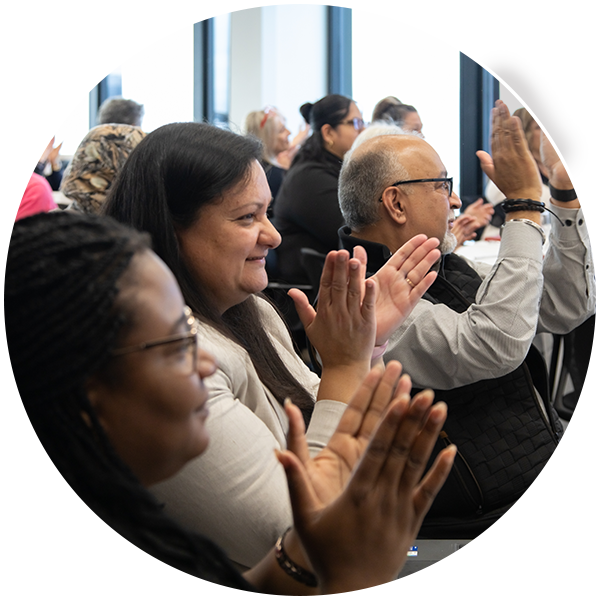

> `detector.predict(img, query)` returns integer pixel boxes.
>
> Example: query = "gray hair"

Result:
[2,110,31,177]
[97,97,145,127]
[339,124,416,231]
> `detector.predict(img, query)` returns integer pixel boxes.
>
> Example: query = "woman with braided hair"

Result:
[5,211,454,593]
[102,121,441,568]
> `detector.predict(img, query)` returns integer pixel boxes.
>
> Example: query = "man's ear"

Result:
[321,123,335,149]
[381,186,407,225]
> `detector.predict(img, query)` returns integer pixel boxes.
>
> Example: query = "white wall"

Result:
[352,9,461,196]
[229,5,327,137]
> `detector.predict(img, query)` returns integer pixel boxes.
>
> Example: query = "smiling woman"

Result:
[101,121,442,568]
[5,211,453,594]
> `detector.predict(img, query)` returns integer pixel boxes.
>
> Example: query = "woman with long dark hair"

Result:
[272,94,366,286]
[102,121,441,568]
[5,210,454,593]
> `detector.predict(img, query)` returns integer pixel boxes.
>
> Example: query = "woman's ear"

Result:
[321,123,335,148]
[381,186,407,225]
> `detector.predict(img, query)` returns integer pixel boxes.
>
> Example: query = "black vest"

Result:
[419,253,562,519]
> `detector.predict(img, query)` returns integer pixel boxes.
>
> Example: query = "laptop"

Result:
[389,483,598,598]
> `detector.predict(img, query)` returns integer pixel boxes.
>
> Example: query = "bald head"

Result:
[339,132,441,231]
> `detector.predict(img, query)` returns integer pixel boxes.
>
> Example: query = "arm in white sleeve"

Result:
[385,220,545,390]
[538,205,595,333]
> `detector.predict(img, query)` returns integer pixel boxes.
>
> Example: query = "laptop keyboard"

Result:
[459,543,542,598]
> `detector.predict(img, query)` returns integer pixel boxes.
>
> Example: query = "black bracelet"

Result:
[275,528,318,587]
[500,199,545,213]
[549,183,578,203]
[500,198,565,226]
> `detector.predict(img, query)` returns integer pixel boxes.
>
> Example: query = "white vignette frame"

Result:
[2,0,598,598]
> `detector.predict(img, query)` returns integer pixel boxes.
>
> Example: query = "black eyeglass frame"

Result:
[379,177,453,202]
[111,306,198,373]
[338,117,365,131]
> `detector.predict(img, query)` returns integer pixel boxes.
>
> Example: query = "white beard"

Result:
[439,231,458,255]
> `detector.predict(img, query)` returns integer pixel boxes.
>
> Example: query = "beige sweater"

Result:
[151,296,346,570]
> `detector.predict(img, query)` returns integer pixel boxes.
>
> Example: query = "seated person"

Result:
[5,210,454,594]
[60,124,146,214]
[97,96,145,127]
[103,121,442,568]
[371,95,403,122]
[2,110,57,227]
[337,100,594,537]
[373,102,424,137]
[245,107,291,206]
[272,94,365,287]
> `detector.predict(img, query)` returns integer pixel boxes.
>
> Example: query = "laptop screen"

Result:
[556,483,598,598]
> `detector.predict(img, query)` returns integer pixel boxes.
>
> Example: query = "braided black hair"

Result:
[4,211,253,590]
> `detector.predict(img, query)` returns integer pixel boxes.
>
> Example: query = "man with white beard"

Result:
[335,100,594,538]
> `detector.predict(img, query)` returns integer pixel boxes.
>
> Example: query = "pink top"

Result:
[16,173,58,221]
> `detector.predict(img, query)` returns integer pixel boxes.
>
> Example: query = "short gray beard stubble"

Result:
[439,231,458,255]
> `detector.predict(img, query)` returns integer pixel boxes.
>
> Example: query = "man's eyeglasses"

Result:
[379,177,453,201]
[339,117,365,131]
[111,306,199,375]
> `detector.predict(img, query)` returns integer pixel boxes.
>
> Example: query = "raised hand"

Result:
[540,131,574,192]
[452,214,479,247]
[288,249,376,368]
[367,234,440,346]
[277,362,455,593]
[476,100,542,201]
[463,197,494,228]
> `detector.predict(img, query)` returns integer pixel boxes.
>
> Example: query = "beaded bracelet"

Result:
[500,198,565,226]
[275,528,318,588]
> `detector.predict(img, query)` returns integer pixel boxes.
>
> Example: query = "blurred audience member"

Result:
[8,102,64,191]
[97,96,145,127]
[2,110,56,227]
[60,124,146,214]
[371,95,402,122]
[245,107,309,208]
[374,103,423,137]
[272,94,365,287]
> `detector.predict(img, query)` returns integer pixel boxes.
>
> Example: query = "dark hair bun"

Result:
[299,102,313,124]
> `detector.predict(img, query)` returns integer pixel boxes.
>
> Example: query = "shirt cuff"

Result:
[498,219,544,263]
[549,205,589,244]
[305,399,346,457]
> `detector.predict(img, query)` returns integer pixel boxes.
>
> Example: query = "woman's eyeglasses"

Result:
[111,306,199,375]
[339,117,365,131]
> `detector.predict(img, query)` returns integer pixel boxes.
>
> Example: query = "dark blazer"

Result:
[272,150,344,284]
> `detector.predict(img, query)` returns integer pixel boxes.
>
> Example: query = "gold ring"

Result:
[406,277,416,288]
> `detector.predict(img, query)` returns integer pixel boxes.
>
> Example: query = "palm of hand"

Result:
[371,267,416,343]
[303,431,368,505]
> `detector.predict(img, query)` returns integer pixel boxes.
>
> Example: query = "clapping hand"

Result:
[364,234,440,346]
[289,249,377,368]
[476,100,542,202]
[277,362,455,593]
